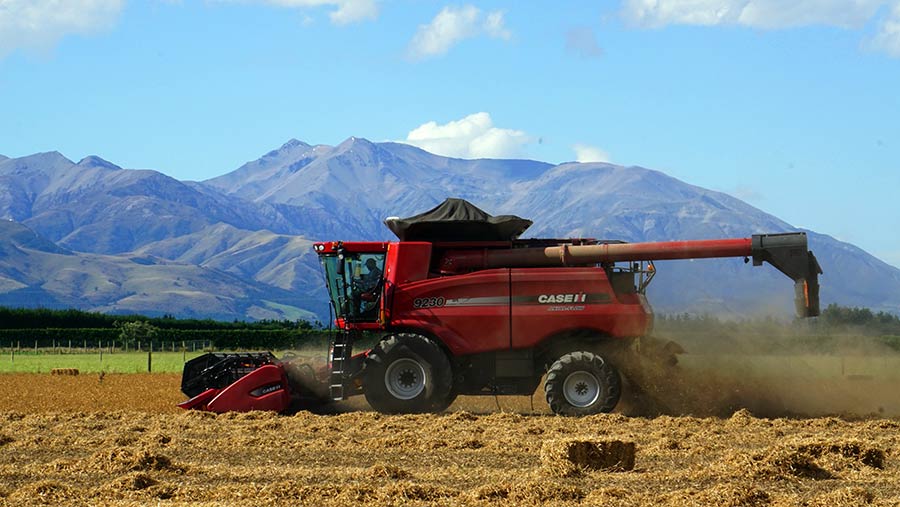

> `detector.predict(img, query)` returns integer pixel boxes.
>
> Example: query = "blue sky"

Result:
[1,0,899,267]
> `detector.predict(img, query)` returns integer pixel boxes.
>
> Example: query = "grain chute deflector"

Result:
[751,233,822,318]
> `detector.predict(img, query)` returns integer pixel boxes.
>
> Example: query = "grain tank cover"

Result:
[385,198,532,241]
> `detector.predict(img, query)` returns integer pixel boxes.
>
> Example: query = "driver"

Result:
[351,258,382,317]
[358,258,382,292]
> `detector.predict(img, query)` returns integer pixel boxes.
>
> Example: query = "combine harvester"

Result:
[179,198,822,416]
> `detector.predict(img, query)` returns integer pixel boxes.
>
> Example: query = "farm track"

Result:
[1,374,899,505]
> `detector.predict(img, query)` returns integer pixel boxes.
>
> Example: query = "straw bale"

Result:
[0,433,13,446]
[540,438,635,477]
[50,368,79,376]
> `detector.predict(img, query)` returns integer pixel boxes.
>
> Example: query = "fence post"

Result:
[148,349,152,373]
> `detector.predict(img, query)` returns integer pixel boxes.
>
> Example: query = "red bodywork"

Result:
[177,364,292,413]
[316,239,657,354]
[316,233,819,358]
[387,266,651,355]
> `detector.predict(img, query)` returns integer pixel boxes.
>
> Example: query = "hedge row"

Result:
[0,307,316,331]
[0,328,336,350]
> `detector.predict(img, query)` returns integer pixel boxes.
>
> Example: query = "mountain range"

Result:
[1,138,899,321]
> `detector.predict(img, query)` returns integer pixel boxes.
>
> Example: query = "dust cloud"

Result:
[277,326,900,419]
[624,326,900,419]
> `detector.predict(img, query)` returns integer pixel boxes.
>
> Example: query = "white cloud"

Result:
[622,0,900,58]
[622,0,886,29]
[326,0,378,24]
[407,5,511,60]
[573,144,611,163]
[402,112,535,159]
[871,1,900,56]
[0,0,123,58]
[222,0,378,25]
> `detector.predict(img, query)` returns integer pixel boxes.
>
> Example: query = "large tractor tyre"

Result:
[429,388,459,413]
[363,334,454,414]
[545,351,621,416]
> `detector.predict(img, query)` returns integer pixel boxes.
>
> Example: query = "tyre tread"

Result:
[544,351,621,416]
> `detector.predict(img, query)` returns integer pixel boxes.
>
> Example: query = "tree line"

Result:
[657,303,900,337]
[0,307,318,331]
[656,303,900,354]
[0,307,331,351]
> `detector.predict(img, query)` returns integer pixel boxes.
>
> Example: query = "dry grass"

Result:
[0,373,184,413]
[0,374,899,506]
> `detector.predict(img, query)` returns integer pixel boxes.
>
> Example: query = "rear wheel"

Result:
[363,334,453,414]
[545,351,621,416]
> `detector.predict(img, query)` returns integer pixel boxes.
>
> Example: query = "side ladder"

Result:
[329,331,353,401]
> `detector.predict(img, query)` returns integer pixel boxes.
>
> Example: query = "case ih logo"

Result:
[537,293,587,304]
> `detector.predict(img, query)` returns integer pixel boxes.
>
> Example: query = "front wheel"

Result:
[545,351,621,416]
[363,334,453,414]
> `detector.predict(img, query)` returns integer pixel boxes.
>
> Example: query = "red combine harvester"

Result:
[179,198,822,415]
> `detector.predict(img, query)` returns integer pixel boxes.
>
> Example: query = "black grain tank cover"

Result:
[385,198,533,241]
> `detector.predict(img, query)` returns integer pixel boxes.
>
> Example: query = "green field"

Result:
[0,350,207,373]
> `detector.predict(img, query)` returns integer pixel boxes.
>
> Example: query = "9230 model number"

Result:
[413,297,445,308]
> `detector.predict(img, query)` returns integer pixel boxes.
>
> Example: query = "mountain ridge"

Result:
[1,137,898,320]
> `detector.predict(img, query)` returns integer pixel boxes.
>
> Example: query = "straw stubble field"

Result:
[1,373,899,506]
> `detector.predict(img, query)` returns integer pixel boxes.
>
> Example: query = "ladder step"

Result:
[329,333,353,401]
